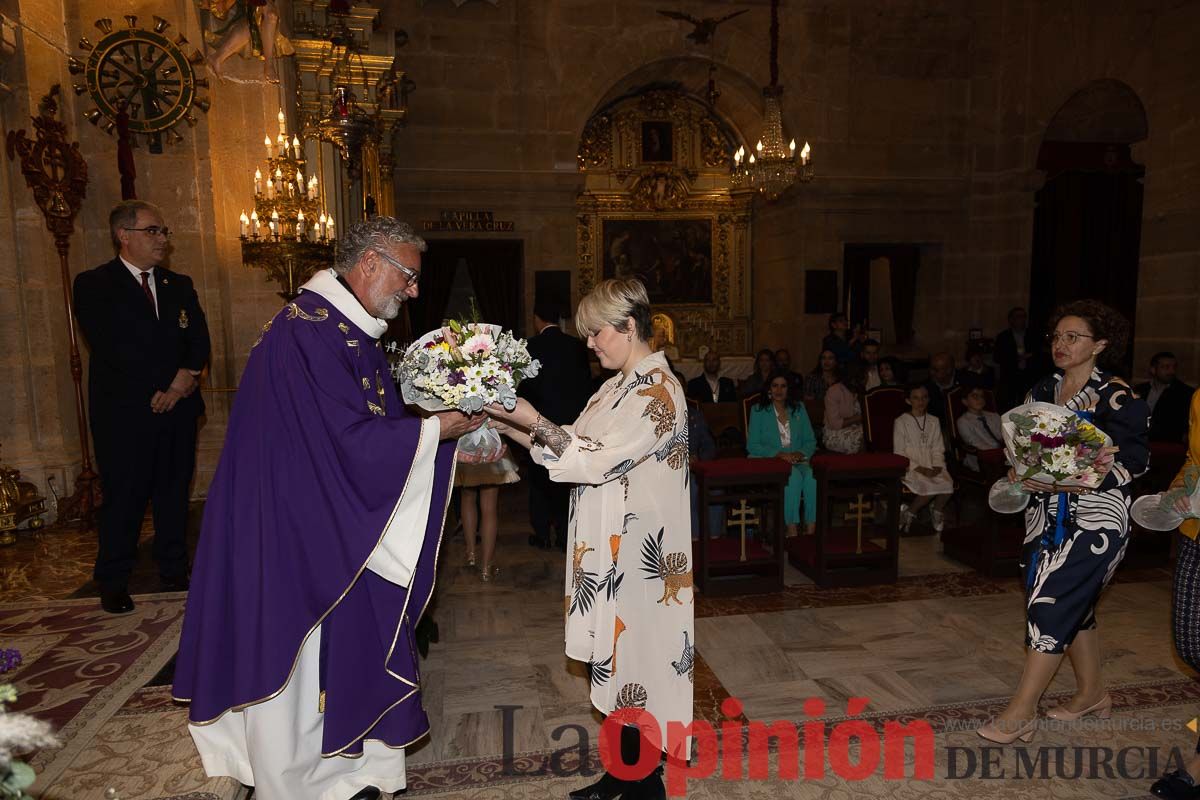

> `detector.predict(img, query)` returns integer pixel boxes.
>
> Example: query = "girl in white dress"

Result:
[894,383,954,532]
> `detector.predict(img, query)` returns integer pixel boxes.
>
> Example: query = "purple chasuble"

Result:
[174,288,456,756]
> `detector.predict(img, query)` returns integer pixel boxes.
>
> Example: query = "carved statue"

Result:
[198,0,294,83]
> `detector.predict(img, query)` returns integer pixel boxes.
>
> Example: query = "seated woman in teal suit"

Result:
[747,370,818,536]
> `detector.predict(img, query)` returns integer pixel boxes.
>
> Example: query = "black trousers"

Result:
[93,413,197,590]
[528,461,570,545]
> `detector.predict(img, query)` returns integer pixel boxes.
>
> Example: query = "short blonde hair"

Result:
[574,278,653,341]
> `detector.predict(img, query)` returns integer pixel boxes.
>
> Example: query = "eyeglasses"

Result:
[372,248,420,287]
[124,226,171,238]
[1046,331,1096,346]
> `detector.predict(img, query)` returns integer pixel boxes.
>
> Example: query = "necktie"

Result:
[980,415,1003,447]
[140,271,156,317]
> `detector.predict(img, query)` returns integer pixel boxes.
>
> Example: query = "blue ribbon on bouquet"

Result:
[1026,409,1095,592]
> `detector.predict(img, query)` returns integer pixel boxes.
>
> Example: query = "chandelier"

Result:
[238,108,336,300]
[729,0,813,200]
[314,17,379,181]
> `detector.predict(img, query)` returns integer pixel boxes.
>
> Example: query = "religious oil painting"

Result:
[641,121,674,163]
[603,218,713,304]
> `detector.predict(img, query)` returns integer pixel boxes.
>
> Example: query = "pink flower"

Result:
[463,333,494,356]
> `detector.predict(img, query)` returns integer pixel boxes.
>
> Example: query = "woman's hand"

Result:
[485,397,539,429]
[1173,492,1193,515]
[1093,446,1119,478]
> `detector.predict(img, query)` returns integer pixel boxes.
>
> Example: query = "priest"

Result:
[173,218,483,800]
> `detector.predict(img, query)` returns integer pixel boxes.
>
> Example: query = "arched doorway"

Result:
[1029,79,1148,374]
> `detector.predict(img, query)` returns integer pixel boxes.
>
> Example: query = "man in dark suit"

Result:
[1134,351,1194,443]
[687,350,737,403]
[518,299,592,549]
[994,306,1040,410]
[74,201,210,614]
[923,352,959,422]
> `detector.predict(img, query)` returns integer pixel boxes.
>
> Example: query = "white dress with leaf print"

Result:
[532,351,693,757]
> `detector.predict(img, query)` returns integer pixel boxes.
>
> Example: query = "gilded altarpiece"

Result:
[576,89,752,357]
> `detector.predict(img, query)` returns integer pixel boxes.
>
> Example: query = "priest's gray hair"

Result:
[334,217,427,275]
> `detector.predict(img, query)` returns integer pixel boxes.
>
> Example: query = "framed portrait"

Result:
[602,218,712,304]
[641,121,673,163]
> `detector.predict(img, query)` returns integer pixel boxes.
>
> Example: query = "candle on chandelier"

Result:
[250,210,259,237]
[292,135,301,160]
[276,133,287,155]
[789,139,796,155]
[318,211,327,239]
[756,140,763,153]
[800,141,811,165]
[296,210,306,241]
[277,108,286,136]
[270,210,280,238]
[254,168,262,195]
[266,176,275,200]
[264,136,273,159]
[296,170,304,193]
[309,176,318,200]
[239,211,248,238]
[327,216,335,240]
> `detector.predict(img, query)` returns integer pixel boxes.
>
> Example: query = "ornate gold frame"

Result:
[576,89,753,357]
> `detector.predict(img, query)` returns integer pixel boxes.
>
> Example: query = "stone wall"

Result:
[1,0,1197,506]
[0,0,285,507]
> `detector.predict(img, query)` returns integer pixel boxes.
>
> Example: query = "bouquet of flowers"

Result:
[393,311,540,462]
[988,401,1114,513]
[1,649,59,800]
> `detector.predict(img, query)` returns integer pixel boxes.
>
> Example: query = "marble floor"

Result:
[1,487,1193,799]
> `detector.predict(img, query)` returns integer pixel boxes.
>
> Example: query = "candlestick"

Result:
[277,108,286,136]
[296,210,305,241]
[264,136,273,159]
[239,211,248,238]
[292,135,301,160]
[318,211,327,240]
[254,168,262,195]
[250,209,259,237]
[266,178,274,200]
[327,216,335,240]
[270,210,279,238]
[296,170,304,192]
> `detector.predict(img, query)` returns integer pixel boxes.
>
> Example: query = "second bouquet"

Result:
[988,401,1114,513]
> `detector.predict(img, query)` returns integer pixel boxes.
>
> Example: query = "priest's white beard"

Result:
[373,289,404,320]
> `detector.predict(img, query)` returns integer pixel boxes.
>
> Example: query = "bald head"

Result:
[930,352,955,385]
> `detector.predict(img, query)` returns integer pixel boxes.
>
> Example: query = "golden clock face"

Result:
[70,16,208,149]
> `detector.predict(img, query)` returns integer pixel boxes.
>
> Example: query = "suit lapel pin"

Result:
[179,309,189,329]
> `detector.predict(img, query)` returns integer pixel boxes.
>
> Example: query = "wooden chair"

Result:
[788,452,907,587]
[863,387,908,453]
[692,457,790,595]
[940,398,1023,576]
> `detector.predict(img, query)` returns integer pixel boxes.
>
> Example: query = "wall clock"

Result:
[68,16,210,153]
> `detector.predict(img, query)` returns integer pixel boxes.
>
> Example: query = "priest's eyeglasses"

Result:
[1046,331,1095,346]
[372,248,420,287]
[124,226,172,238]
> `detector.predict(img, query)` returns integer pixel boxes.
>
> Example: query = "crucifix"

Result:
[728,500,759,562]
[843,493,872,555]
[6,86,99,526]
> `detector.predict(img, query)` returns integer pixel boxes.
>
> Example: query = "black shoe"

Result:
[348,786,381,800]
[624,766,665,800]
[1152,770,1200,799]
[100,590,134,614]
[567,772,627,800]
[161,574,190,592]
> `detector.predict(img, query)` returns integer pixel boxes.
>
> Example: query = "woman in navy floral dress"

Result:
[980,300,1149,743]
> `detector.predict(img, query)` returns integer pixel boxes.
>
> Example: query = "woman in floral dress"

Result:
[980,300,1148,743]
[489,278,691,800]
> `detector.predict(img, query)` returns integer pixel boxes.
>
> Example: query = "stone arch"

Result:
[1041,79,1148,145]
